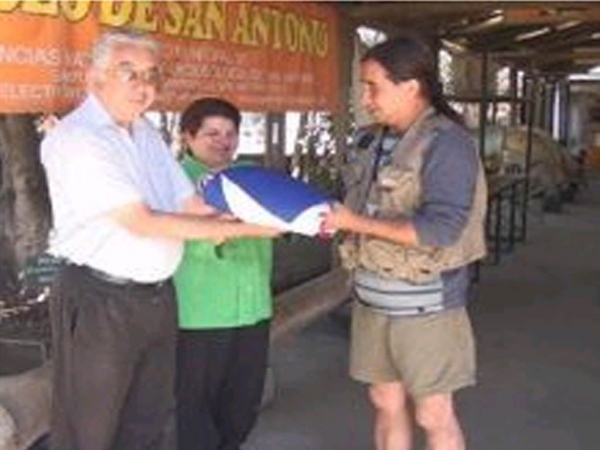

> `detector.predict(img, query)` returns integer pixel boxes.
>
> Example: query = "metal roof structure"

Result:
[343,2,600,77]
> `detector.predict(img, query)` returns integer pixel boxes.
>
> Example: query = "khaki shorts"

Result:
[349,302,476,398]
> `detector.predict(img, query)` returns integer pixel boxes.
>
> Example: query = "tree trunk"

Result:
[291,113,309,178]
[0,115,51,295]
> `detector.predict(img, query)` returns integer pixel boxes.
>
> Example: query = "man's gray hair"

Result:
[90,29,160,69]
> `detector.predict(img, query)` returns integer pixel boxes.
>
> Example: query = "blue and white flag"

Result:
[202,166,332,236]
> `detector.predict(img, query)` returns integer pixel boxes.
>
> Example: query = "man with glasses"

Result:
[41,29,278,450]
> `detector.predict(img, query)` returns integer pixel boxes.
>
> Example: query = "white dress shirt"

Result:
[41,94,194,282]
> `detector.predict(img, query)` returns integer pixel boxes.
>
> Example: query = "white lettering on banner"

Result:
[166,45,251,66]
[0,45,60,66]
[0,45,88,67]
[0,83,82,100]
[0,1,339,112]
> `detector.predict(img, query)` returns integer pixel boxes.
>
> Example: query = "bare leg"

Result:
[368,382,412,450]
[415,393,465,450]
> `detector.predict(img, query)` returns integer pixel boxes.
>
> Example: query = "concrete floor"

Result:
[2,177,599,450]
[246,176,600,450]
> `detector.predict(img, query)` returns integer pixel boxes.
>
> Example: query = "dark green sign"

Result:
[23,253,64,287]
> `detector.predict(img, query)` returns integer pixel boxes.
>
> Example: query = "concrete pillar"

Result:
[265,113,287,171]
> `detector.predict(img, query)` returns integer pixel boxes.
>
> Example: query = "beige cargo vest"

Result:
[340,109,487,284]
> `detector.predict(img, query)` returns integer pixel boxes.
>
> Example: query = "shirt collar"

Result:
[80,93,145,132]
[182,151,210,172]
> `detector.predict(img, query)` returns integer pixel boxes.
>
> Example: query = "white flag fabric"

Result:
[202,166,332,237]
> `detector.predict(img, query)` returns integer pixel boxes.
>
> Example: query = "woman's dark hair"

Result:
[179,97,241,136]
[362,35,463,125]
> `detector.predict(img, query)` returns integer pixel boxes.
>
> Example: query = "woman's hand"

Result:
[213,222,284,245]
[216,211,239,222]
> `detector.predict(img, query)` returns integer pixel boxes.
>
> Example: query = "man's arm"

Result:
[181,195,220,216]
[411,130,478,247]
[110,202,281,244]
[324,129,478,248]
[323,204,418,246]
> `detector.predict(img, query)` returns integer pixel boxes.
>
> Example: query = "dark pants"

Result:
[176,321,270,450]
[49,265,177,450]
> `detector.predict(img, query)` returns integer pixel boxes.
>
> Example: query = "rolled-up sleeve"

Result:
[412,128,478,247]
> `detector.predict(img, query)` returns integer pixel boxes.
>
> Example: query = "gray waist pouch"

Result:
[353,269,444,316]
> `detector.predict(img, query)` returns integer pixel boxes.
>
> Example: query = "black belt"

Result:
[77,265,168,290]
[356,298,445,316]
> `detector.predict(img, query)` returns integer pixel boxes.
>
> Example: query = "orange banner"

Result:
[0,1,340,113]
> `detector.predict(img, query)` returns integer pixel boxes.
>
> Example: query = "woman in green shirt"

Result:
[174,98,274,450]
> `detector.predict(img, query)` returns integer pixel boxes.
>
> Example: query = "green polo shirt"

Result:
[174,153,273,329]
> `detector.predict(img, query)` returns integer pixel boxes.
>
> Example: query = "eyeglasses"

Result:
[108,62,162,87]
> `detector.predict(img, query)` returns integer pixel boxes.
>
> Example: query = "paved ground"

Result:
[2,177,599,450]
[246,176,600,450]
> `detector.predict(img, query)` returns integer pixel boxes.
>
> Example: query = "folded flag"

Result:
[202,166,332,236]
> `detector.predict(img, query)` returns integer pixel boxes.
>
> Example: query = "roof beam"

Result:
[525,23,600,49]
[344,2,497,21]
[465,22,600,53]
[503,5,600,25]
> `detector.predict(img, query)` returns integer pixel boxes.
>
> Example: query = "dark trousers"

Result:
[49,265,177,450]
[176,321,270,450]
